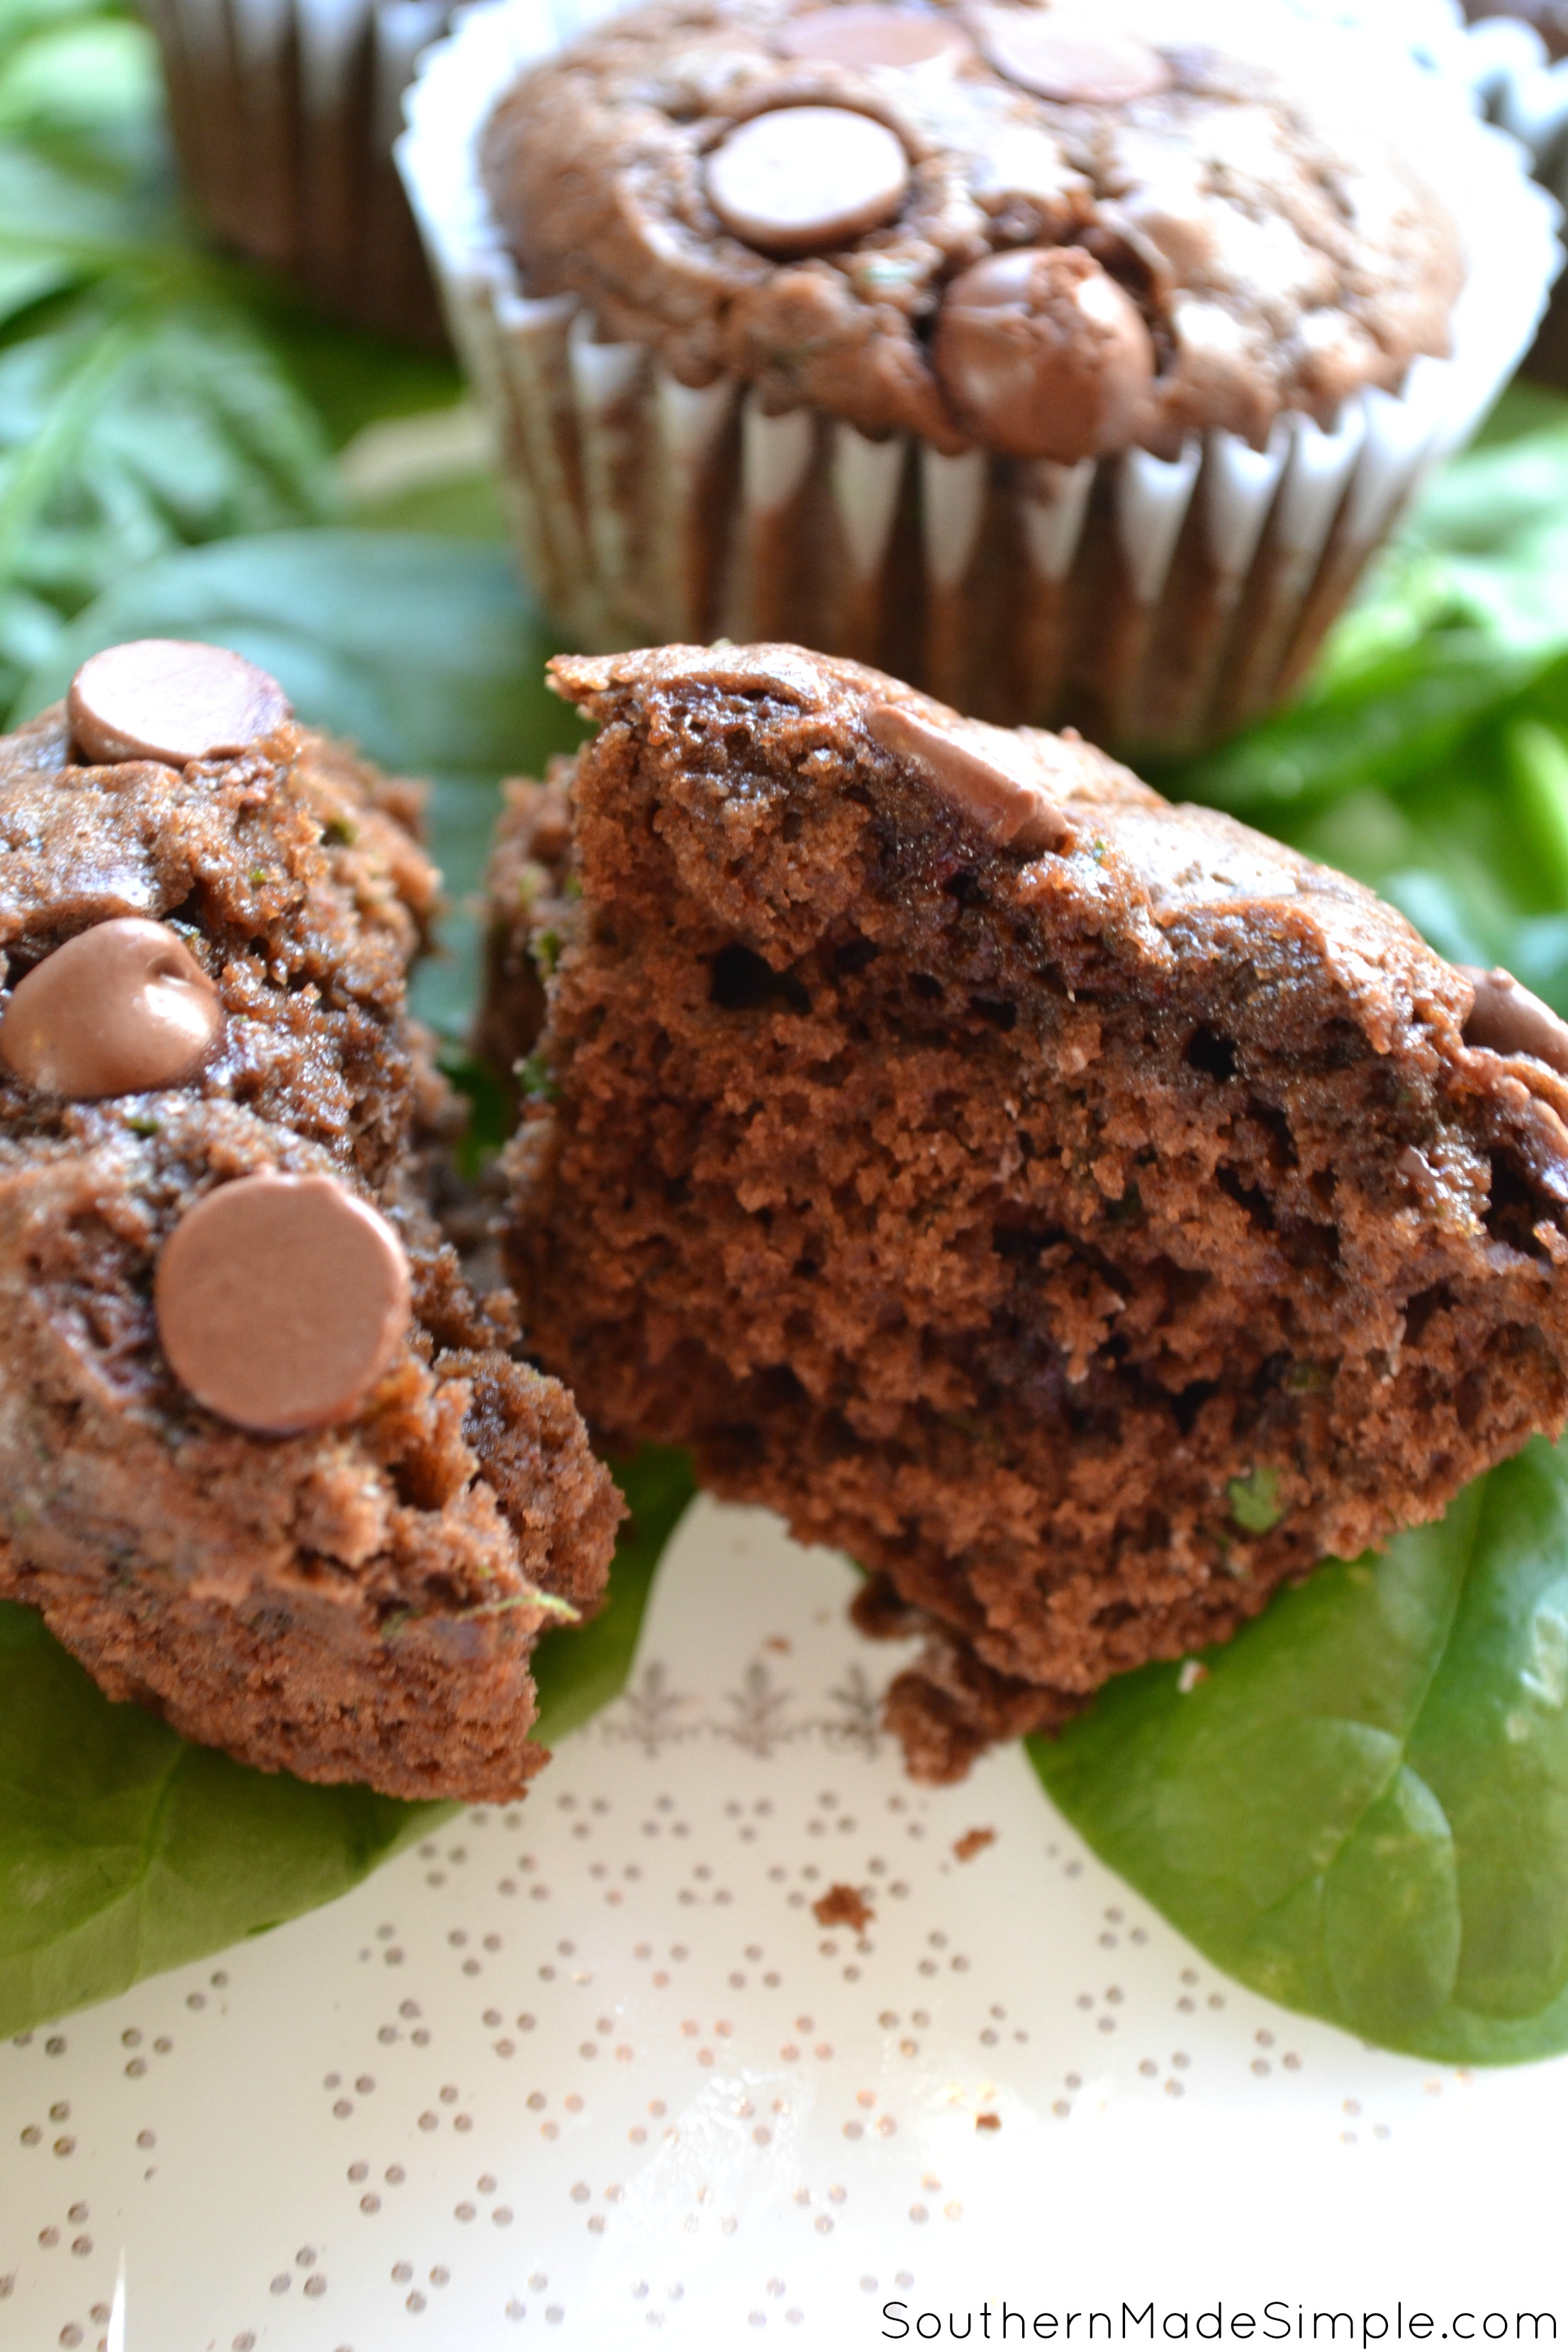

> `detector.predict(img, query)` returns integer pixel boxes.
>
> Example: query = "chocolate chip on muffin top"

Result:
[481,0,1465,459]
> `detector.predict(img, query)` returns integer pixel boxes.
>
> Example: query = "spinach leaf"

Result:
[0,0,337,710]
[1171,635,1546,825]
[0,1445,694,2039]
[0,293,335,709]
[1032,1438,1568,2062]
[0,0,483,716]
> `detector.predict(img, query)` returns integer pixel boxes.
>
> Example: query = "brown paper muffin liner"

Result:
[145,0,451,344]
[400,0,1561,752]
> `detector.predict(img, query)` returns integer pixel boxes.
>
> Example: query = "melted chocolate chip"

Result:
[868,700,1070,853]
[0,919,222,1099]
[155,1173,411,1435]
[934,245,1154,460]
[1461,965,1568,1077]
[705,105,911,256]
[69,640,291,768]
[970,6,1169,103]
[779,4,970,67]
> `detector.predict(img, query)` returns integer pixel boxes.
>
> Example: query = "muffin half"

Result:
[0,639,621,1802]
[486,641,1568,1776]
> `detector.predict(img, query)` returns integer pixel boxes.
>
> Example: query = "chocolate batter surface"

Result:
[0,698,621,1802]
[482,0,1463,457]
[488,643,1568,1778]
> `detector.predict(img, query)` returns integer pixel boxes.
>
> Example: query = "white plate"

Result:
[4,1497,1567,2348]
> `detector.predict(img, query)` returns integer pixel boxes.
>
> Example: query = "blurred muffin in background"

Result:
[1462,1,1568,386]
[1465,0,1568,61]
[400,0,1555,755]
[145,0,451,343]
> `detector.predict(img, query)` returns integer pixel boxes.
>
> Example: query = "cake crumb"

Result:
[813,1885,873,1933]
[976,2112,1002,2132]
[953,1829,996,1862]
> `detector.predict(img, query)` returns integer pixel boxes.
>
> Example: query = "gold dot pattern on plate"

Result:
[0,1496,1553,2341]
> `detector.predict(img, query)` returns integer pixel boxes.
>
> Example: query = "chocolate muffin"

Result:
[0,639,621,1803]
[144,0,451,342]
[486,642,1568,1779]
[401,0,1551,751]
[483,0,1460,456]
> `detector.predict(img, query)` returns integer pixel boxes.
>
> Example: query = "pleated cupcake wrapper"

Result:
[400,0,1562,749]
[145,0,451,341]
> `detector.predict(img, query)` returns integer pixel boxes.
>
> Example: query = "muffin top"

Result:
[481,0,1466,459]
[0,641,441,1189]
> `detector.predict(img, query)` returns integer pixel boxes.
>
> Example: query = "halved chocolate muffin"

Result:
[0,640,620,1803]
[486,641,1568,1777]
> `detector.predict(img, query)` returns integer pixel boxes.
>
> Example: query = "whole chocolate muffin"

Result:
[483,0,1460,457]
[0,640,621,1803]
[486,642,1568,1779]
[401,0,1550,751]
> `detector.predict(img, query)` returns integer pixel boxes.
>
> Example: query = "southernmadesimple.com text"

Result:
[880,2306,1560,2346]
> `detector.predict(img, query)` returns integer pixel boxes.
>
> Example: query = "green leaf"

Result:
[1032,1439,1568,2063]
[0,296,336,707]
[1170,634,1547,824]
[0,0,486,712]
[0,1445,695,2038]
[438,1048,514,1180]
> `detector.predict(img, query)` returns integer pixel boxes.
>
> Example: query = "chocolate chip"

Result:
[868,702,1070,854]
[1460,965,1568,1077]
[68,640,291,769]
[0,919,222,1099]
[934,246,1153,460]
[778,5,971,67]
[971,6,1169,102]
[705,106,911,257]
[155,1173,411,1435]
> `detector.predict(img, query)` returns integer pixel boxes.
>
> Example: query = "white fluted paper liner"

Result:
[145,0,450,339]
[399,0,1560,749]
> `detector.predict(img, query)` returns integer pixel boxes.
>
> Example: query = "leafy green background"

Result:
[12,0,1568,2062]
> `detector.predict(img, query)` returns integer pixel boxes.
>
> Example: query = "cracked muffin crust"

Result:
[485,642,1568,1780]
[481,0,1464,460]
[0,656,621,1803]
